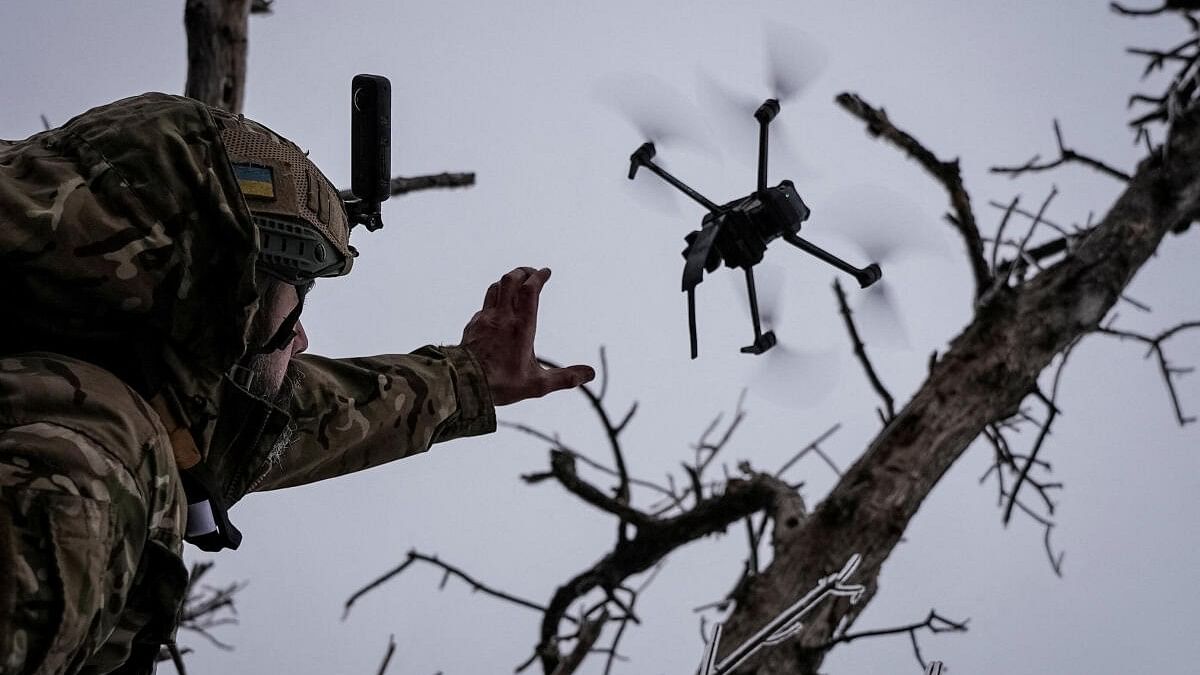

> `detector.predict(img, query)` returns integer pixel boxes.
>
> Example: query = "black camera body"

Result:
[347,74,391,231]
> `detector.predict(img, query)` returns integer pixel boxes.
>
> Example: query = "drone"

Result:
[627,97,882,359]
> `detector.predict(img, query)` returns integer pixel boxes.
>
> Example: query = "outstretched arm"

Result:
[252,266,594,492]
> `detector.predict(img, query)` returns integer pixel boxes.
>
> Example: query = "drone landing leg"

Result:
[740,267,777,354]
[629,143,723,214]
[688,287,699,359]
[781,230,882,289]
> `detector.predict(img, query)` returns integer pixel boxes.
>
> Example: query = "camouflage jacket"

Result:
[0,94,495,674]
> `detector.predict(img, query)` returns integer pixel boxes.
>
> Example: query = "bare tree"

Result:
[184,2,1198,674]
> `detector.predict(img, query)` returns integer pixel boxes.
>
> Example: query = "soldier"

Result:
[0,92,594,674]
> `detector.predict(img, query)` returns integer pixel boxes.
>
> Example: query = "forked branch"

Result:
[343,550,558,621]
[822,609,969,672]
[991,120,1132,182]
[1097,320,1200,424]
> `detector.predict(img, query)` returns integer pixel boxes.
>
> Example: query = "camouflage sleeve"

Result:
[252,344,496,491]
[0,423,146,674]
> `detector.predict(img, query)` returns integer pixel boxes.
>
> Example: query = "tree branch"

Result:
[504,420,680,505]
[549,611,609,675]
[544,450,651,526]
[376,635,396,675]
[821,609,968,672]
[1111,1,1200,17]
[836,92,992,297]
[1097,320,1200,424]
[540,353,633,506]
[1002,341,1077,527]
[992,187,1060,293]
[170,561,243,657]
[602,564,663,675]
[338,172,476,201]
[536,470,797,673]
[991,120,1132,182]
[775,424,842,479]
[184,0,251,112]
[343,550,559,621]
[833,280,895,422]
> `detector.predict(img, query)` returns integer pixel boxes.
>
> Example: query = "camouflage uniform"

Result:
[0,94,495,674]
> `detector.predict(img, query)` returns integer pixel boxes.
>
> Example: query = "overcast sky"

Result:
[3,1,1198,674]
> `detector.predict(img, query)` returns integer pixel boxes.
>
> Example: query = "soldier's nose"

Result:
[292,321,309,355]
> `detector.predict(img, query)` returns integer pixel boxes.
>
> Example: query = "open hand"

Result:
[460,267,595,406]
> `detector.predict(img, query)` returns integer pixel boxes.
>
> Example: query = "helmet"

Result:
[211,109,355,284]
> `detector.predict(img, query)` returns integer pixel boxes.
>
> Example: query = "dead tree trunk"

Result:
[184,0,252,113]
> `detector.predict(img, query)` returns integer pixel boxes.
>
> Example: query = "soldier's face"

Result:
[256,282,309,397]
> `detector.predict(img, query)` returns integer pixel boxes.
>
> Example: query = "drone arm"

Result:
[781,230,882,288]
[755,99,780,193]
[628,143,723,213]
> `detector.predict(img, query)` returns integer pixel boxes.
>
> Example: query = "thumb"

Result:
[542,364,596,394]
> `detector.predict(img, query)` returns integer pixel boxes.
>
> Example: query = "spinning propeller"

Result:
[700,23,827,174]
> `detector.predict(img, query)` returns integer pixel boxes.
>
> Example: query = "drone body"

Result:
[627,98,882,358]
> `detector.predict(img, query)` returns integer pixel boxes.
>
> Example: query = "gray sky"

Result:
[3,1,1198,673]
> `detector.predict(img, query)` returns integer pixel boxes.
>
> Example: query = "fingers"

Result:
[483,281,499,308]
[497,266,539,310]
[515,267,550,321]
[539,364,596,396]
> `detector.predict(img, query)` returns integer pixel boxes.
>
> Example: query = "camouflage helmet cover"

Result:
[210,108,354,282]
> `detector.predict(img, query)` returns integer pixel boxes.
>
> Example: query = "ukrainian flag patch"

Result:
[233,163,275,199]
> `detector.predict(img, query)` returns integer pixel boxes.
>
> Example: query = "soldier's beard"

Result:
[245,353,300,466]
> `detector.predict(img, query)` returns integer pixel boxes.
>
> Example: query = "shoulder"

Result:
[0,352,171,482]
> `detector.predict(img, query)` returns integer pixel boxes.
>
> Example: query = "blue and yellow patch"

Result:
[233,163,275,199]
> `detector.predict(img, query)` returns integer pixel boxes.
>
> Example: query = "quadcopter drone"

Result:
[627,98,882,358]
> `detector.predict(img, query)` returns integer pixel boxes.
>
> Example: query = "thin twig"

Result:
[822,609,969,672]
[1001,336,1076,529]
[376,635,397,675]
[991,120,1132,182]
[776,424,843,478]
[344,550,565,621]
[539,356,633,505]
[603,564,665,675]
[1097,320,1200,424]
[995,187,1059,291]
[990,196,1021,273]
[833,279,896,421]
[503,421,679,503]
